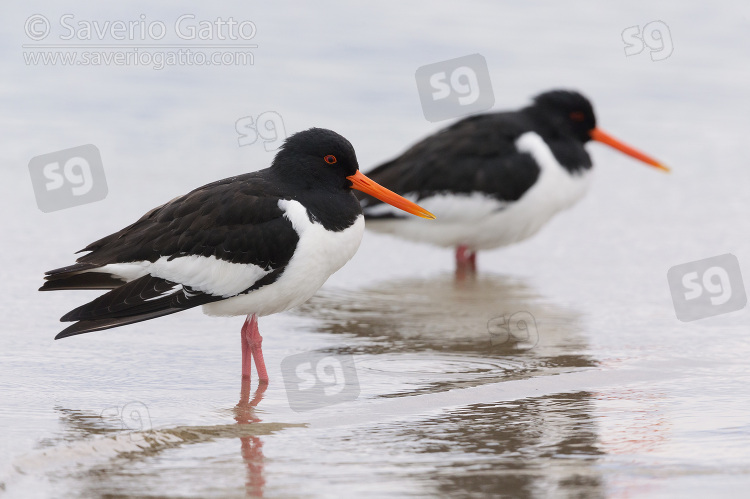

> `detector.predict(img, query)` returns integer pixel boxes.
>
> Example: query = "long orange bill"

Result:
[347,170,436,219]
[590,128,670,172]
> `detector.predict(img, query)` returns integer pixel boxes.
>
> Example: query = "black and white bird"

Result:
[357,90,668,274]
[41,128,434,383]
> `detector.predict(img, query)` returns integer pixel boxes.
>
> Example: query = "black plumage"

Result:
[357,90,595,217]
[42,128,366,339]
[353,89,667,275]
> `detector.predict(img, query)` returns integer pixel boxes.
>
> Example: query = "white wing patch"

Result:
[150,255,272,297]
[92,255,272,299]
[143,283,184,302]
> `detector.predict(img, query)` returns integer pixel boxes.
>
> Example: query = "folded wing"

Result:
[43,173,300,338]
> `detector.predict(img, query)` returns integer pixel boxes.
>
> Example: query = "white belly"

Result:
[91,200,365,318]
[366,132,593,250]
[202,202,365,317]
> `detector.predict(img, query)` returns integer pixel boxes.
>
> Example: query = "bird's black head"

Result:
[530,90,597,143]
[270,127,436,220]
[271,127,360,189]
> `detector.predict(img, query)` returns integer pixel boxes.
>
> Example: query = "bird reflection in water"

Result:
[43,387,304,498]
[297,273,591,358]
[235,379,268,498]
[294,273,596,398]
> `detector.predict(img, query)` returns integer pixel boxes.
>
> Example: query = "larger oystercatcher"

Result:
[41,128,434,383]
[357,90,668,273]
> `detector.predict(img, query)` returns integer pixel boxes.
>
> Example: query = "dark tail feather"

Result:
[54,275,221,340]
[44,262,100,277]
[41,262,125,291]
[55,309,184,339]
[60,275,183,322]
[40,272,125,291]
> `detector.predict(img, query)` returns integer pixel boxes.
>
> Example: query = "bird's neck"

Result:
[523,108,593,174]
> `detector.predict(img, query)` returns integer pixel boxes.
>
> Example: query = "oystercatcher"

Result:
[357,90,668,273]
[40,128,434,383]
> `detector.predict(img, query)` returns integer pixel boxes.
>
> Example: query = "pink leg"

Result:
[455,245,477,277]
[241,314,269,383]
[241,316,253,380]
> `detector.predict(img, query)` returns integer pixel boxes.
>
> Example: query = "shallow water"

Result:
[2,1,750,498]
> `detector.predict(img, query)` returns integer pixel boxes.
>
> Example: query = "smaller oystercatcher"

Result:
[356,90,668,274]
[41,128,434,384]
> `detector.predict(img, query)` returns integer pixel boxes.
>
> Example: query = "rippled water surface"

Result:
[2,1,750,498]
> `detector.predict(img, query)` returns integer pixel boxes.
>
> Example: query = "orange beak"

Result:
[590,128,670,172]
[347,170,436,219]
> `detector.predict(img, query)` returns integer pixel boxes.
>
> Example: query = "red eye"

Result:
[324,155,337,164]
[569,111,585,122]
